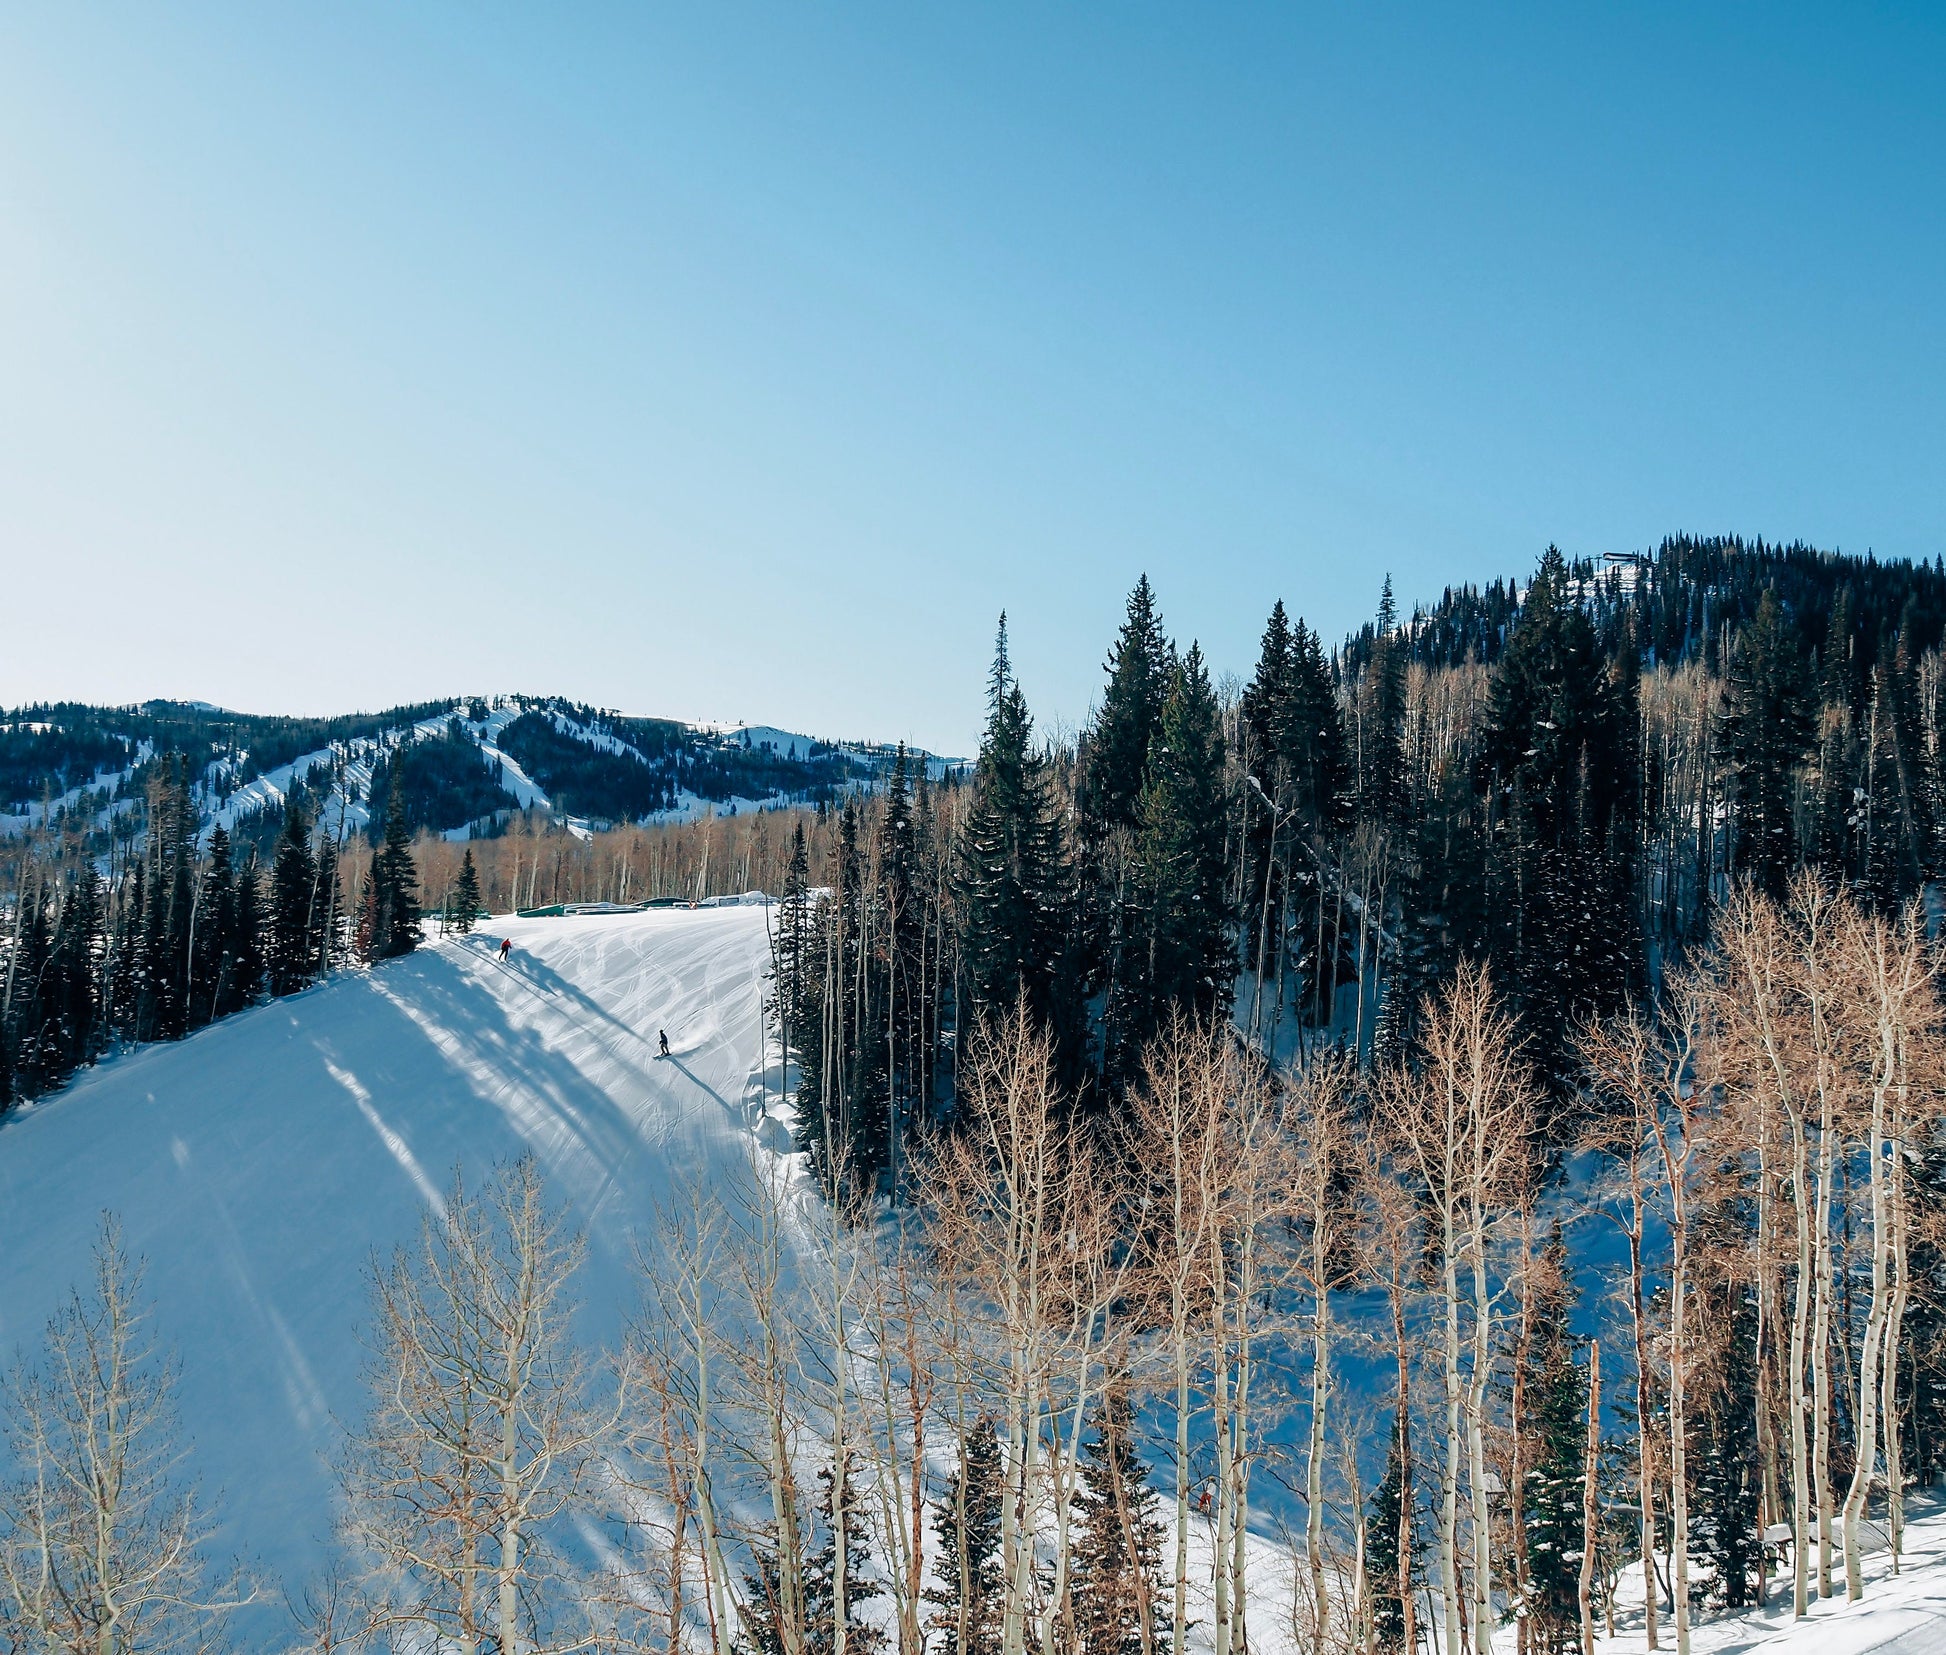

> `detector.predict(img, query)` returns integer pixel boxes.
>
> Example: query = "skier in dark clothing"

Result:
[658,1029,670,1058]
[499,938,513,961]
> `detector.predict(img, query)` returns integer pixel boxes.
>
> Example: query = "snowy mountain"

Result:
[0,695,961,853]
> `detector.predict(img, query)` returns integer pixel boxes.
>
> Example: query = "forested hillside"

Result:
[4,534,1946,1655]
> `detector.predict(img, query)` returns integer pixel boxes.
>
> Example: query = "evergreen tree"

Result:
[1079,579,1174,1078]
[1104,644,1230,1086]
[268,801,317,996]
[53,869,106,1074]
[1477,547,1639,1095]
[355,858,386,965]
[929,1419,1003,1655]
[736,1523,796,1655]
[312,831,341,974]
[1688,1297,1763,1609]
[1238,602,1298,992]
[228,855,266,1011]
[1071,1387,1167,1655]
[955,618,1078,1064]
[1362,575,1410,826]
[109,862,145,1038]
[802,1450,884,1655]
[192,825,236,1029]
[451,848,482,935]
[1719,588,1811,899]
[1518,1226,1589,1655]
[7,879,53,1095]
[1365,1416,1419,1654]
[138,755,196,1043]
[373,786,422,958]
[1286,619,1350,838]
[1081,576,1171,836]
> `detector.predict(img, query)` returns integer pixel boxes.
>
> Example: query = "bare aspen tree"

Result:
[1839,899,1933,1599]
[722,1153,812,1655]
[922,1001,1126,1655]
[1123,1018,1224,1655]
[0,1219,254,1655]
[797,1158,869,1655]
[1640,985,1708,1655]
[1711,888,1814,1617]
[855,1236,937,1655]
[1383,964,1534,1655]
[341,1157,618,1655]
[635,1187,739,1655]
[1290,1051,1361,1648]
[1581,1008,1672,1645]
[1577,1342,1599,1655]
[610,1315,702,1655]
[1794,880,1847,1601]
[1361,1128,1426,1655]
[1207,1040,1299,1655]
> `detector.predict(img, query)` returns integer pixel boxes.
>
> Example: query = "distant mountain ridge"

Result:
[0,694,959,854]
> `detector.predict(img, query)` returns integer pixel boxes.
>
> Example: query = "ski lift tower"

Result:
[1602,549,1650,591]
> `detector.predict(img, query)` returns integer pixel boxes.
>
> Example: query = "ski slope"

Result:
[0,906,783,1594]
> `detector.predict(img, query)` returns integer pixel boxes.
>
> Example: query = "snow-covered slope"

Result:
[0,906,784,1593]
[1601,1510,1946,1655]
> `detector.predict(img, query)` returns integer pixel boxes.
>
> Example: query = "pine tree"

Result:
[268,801,317,996]
[1078,580,1175,1082]
[451,848,482,935]
[1362,576,1410,826]
[7,879,53,1096]
[138,755,197,1043]
[1689,1297,1763,1609]
[1104,644,1230,1087]
[312,831,341,975]
[955,618,1078,1064]
[1238,603,1297,996]
[1365,1417,1419,1654]
[355,858,387,965]
[1286,620,1350,837]
[1082,576,1171,837]
[803,1450,884,1655]
[228,856,266,1010]
[929,1419,1003,1655]
[1518,1226,1589,1655]
[736,1526,795,1655]
[1719,588,1811,899]
[192,825,236,1030]
[1071,1387,1167,1655]
[1477,547,1638,1095]
[374,787,422,958]
[53,869,106,1075]
[775,821,813,1070]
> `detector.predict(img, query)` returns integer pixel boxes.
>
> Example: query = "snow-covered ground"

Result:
[0,905,785,1596]
[1594,1508,1946,1655]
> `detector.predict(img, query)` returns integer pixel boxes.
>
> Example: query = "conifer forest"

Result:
[5,533,1946,1655]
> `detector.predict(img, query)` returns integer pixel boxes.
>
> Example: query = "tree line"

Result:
[0,763,436,1108]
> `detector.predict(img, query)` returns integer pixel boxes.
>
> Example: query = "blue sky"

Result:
[2,5,1941,756]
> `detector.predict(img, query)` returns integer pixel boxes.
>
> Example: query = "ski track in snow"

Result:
[0,906,777,1600]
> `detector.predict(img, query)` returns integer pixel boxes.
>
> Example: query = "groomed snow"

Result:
[0,906,784,1594]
